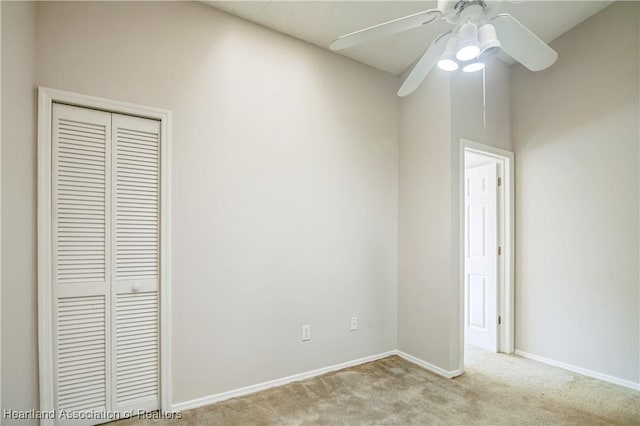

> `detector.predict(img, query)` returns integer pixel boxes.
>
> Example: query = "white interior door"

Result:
[52,104,112,416]
[464,162,498,352]
[111,113,161,413]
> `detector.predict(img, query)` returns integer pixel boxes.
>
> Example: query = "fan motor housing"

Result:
[439,1,487,25]
[455,0,488,14]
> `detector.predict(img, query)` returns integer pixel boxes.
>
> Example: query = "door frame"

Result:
[458,139,514,363]
[37,87,173,419]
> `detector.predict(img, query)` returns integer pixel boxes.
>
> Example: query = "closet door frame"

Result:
[37,87,172,421]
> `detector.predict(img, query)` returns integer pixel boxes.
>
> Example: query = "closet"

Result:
[48,102,161,418]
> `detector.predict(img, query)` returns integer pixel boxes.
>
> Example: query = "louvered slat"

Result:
[56,296,107,412]
[115,291,159,405]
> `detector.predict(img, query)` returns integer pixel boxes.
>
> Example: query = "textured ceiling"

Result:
[204,0,613,75]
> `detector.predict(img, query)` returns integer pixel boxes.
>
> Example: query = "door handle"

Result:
[132,284,141,292]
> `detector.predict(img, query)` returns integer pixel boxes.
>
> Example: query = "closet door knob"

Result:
[132,284,141,292]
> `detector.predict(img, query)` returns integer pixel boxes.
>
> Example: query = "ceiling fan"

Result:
[329,0,558,97]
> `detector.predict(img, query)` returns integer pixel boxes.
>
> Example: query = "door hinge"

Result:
[497,177,502,186]
[498,316,502,325]
[498,246,502,255]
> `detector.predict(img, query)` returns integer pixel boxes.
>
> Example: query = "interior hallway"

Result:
[114,348,640,425]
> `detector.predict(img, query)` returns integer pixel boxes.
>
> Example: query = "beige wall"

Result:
[398,69,453,368]
[1,0,38,416]
[397,58,512,371]
[2,0,399,413]
[451,58,512,152]
[512,1,639,384]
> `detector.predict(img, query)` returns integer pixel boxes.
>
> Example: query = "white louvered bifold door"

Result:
[50,104,161,423]
[52,104,112,418]
[111,113,161,413]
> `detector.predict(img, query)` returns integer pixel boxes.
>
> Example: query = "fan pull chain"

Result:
[482,65,487,129]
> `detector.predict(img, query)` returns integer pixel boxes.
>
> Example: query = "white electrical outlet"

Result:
[350,317,358,331]
[302,325,311,341]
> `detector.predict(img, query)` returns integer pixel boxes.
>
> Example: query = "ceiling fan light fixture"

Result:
[456,21,480,61]
[478,23,501,57]
[463,61,485,73]
[437,36,459,71]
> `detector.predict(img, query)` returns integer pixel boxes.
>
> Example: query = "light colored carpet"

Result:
[115,347,640,425]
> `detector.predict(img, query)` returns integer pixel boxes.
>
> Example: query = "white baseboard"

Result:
[396,351,463,379]
[514,349,640,391]
[172,350,396,411]
[172,349,478,412]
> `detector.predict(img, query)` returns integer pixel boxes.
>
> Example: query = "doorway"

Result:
[460,140,514,361]
[37,87,173,419]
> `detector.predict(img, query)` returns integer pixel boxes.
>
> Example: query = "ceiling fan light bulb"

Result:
[438,58,459,71]
[457,45,480,61]
[456,21,480,61]
[438,36,460,71]
[480,46,500,59]
[479,23,501,57]
[463,61,485,73]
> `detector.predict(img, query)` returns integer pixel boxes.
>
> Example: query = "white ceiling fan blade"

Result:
[330,9,442,51]
[398,31,452,97]
[492,13,558,71]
